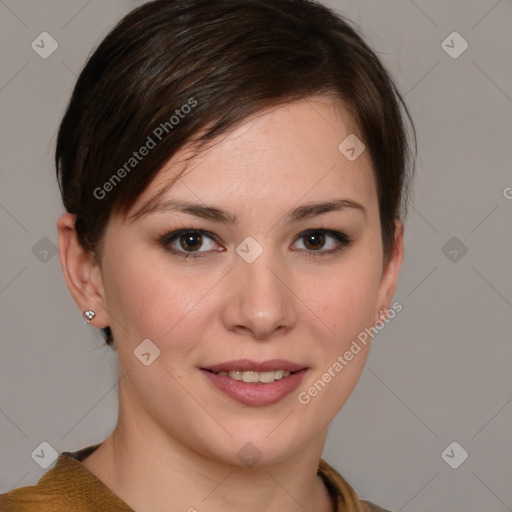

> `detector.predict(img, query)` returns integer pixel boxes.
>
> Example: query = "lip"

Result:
[200,359,308,407]
[202,359,306,373]
[201,369,307,406]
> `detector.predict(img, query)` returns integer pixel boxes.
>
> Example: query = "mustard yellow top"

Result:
[0,444,391,512]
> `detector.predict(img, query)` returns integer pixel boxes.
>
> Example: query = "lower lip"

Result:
[201,369,307,406]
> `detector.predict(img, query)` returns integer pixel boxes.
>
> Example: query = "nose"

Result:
[220,242,297,340]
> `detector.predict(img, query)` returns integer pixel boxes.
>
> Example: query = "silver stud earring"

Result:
[83,310,96,323]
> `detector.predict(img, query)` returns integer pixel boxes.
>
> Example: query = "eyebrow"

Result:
[133,197,366,224]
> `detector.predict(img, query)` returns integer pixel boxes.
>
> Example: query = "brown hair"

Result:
[56,0,416,346]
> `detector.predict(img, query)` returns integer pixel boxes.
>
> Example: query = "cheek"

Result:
[295,259,381,419]
[305,254,382,344]
[101,247,216,351]
[101,249,169,339]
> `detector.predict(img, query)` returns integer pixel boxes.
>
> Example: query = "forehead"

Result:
[130,96,378,220]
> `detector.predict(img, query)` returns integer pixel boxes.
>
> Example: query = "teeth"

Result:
[242,371,259,383]
[216,369,293,382]
[259,371,276,383]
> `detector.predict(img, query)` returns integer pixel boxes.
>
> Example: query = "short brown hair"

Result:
[56,0,416,346]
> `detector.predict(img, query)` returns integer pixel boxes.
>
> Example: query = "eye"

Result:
[291,229,352,256]
[160,229,220,259]
[159,228,352,260]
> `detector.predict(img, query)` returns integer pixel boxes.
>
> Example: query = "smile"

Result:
[205,369,292,383]
[200,360,308,406]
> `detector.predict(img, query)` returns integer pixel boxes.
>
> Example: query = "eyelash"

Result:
[158,226,353,260]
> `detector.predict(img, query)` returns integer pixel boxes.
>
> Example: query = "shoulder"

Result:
[0,446,132,512]
[0,491,60,512]
[318,458,393,512]
[0,452,75,511]
[0,467,68,512]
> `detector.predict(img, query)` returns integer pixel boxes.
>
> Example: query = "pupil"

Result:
[181,233,201,251]
[305,232,324,250]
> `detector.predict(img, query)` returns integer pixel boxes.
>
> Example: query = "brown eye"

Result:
[179,232,203,252]
[160,229,219,259]
[302,231,326,251]
[292,229,353,257]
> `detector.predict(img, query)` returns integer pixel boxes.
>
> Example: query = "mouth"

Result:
[202,368,296,383]
[201,358,306,382]
[200,359,308,406]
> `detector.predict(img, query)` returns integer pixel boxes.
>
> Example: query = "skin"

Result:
[57,95,404,512]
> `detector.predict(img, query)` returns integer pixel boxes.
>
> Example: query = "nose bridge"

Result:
[237,235,283,299]
[224,235,296,338]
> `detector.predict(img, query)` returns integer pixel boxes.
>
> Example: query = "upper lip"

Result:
[202,359,306,373]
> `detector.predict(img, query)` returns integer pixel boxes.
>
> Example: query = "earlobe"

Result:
[56,213,109,328]
[374,219,404,324]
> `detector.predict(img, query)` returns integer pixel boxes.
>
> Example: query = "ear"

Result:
[374,219,404,323]
[57,213,109,328]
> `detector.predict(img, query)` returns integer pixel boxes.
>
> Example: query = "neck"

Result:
[82,381,333,512]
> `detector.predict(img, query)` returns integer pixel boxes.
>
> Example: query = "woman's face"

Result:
[89,96,402,465]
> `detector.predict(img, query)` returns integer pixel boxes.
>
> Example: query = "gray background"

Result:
[1,1,511,511]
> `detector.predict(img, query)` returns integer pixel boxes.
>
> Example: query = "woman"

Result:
[0,0,415,510]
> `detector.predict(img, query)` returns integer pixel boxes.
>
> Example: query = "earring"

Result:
[378,309,387,321]
[83,310,96,323]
